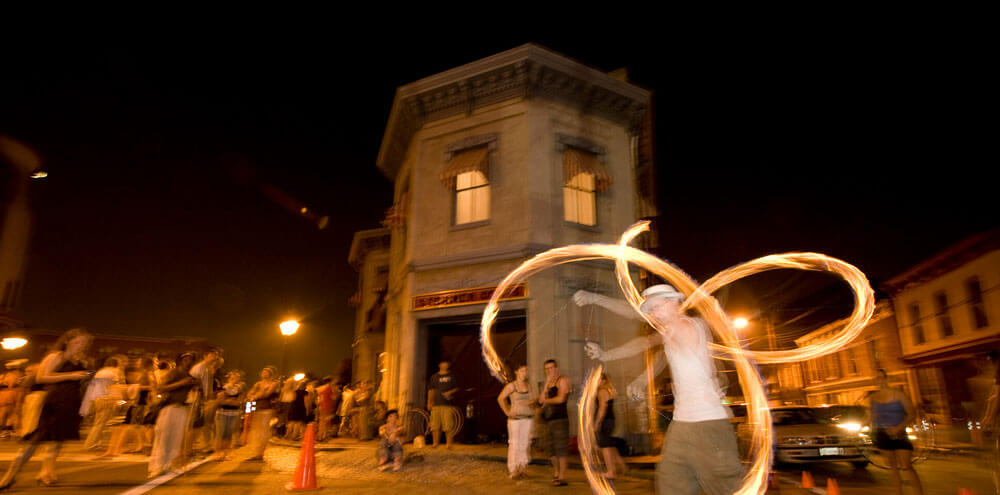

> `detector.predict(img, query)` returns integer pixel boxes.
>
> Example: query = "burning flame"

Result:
[480,221,874,495]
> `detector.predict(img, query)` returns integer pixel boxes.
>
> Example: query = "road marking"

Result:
[117,457,212,495]
[0,453,147,463]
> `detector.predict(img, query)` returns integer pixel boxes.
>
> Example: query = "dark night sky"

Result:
[1,25,993,375]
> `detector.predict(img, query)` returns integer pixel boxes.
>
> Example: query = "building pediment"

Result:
[376,44,651,180]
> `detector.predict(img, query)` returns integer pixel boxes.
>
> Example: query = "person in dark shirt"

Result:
[148,352,196,478]
[427,360,460,449]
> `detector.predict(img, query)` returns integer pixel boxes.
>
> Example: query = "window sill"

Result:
[563,221,601,233]
[450,220,490,232]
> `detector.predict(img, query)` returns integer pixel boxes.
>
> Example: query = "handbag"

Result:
[19,390,47,437]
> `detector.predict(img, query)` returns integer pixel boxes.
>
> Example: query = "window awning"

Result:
[440,146,489,187]
[563,148,611,192]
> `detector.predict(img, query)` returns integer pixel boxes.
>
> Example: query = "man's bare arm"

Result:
[589,333,664,362]
[573,290,639,320]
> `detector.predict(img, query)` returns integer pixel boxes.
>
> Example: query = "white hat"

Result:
[639,284,684,313]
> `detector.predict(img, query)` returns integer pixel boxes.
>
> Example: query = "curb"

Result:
[267,437,657,472]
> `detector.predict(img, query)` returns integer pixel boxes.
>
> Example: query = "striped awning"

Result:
[563,147,611,192]
[440,146,489,187]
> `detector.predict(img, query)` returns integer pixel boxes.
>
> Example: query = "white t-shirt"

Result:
[663,317,729,422]
[79,367,122,415]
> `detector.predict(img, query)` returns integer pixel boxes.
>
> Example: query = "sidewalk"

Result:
[269,435,659,475]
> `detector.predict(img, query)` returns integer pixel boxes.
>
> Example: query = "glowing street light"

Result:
[732,317,750,330]
[279,319,300,376]
[1,337,27,350]
[280,319,300,336]
[293,373,305,381]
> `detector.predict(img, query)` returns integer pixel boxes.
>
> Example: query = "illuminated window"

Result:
[455,171,490,225]
[966,277,989,329]
[561,145,609,227]
[909,303,925,344]
[933,291,954,337]
[564,172,597,226]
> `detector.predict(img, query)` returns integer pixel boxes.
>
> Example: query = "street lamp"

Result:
[1,337,27,350]
[279,319,300,376]
[732,317,749,330]
[280,320,300,336]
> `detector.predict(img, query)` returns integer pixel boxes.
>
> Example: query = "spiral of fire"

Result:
[480,221,874,495]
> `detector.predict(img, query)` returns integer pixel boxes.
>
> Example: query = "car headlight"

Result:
[780,436,808,445]
[836,422,862,433]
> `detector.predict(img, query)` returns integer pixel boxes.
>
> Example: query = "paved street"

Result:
[0,435,994,494]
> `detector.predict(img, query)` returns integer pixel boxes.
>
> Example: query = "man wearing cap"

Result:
[574,284,741,495]
[149,352,196,478]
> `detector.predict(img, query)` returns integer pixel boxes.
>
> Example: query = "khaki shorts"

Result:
[429,405,458,433]
[657,419,742,495]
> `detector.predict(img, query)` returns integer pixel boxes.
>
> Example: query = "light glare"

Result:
[279,319,300,336]
[1,338,27,350]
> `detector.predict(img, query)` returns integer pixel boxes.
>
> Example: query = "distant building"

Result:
[774,301,908,407]
[352,44,657,447]
[883,228,1000,425]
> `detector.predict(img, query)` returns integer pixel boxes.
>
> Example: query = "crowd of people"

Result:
[0,327,386,488]
[3,284,982,493]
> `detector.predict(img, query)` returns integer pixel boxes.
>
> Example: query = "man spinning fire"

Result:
[575,284,741,495]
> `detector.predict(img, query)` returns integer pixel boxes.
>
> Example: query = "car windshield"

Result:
[772,408,823,426]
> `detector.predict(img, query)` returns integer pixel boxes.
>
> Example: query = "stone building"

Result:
[355,44,657,447]
[348,228,391,388]
[883,229,1000,426]
[775,300,908,407]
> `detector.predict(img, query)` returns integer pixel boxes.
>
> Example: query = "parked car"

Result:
[769,406,871,468]
[814,404,869,433]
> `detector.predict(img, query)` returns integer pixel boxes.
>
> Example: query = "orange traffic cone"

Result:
[240,411,252,446]
[286,423,321,491]
[768,470,781,491]
[801,471,814,489]
[826,476,840,495]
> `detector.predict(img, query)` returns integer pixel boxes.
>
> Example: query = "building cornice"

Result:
[376,44,652,180]
[883,228,1000,294]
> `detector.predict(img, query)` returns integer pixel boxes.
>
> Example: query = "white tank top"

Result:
[664,317,729,422]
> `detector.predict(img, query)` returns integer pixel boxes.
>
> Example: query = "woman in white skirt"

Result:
[497,364,538,480]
